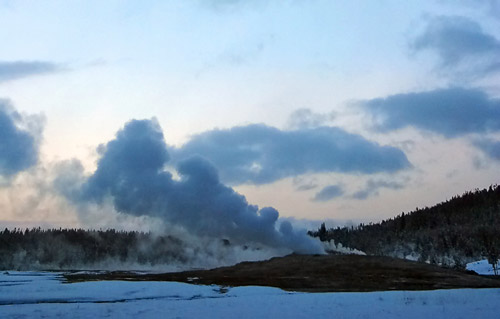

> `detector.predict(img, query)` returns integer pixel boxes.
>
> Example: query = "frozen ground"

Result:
[1,271,499,318]
[467,259,499,275]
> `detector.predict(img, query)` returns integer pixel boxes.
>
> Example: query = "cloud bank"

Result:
[313,184,344,202]
[411,16,500,76]
[171,124,411,185]
[0,61,62,83]
[361,87,500,138]
[68,119,323,254]
[0,100,41,179]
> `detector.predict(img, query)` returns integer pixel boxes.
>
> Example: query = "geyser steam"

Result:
[73,119,323,254]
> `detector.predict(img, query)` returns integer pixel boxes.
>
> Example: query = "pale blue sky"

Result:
[0,0,499,230]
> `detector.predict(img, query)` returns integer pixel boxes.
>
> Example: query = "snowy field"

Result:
[467,259,499,275]
[1,271,499,318]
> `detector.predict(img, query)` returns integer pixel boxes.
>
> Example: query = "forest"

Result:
[310,185,500,269]
[0,228,191,270]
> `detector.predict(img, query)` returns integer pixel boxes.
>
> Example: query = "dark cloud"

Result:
[352,179,405,200]
[70,119,323,254]
[411,16,500,76]
[171,124,411,185]
[474,138,500,161]
[0,61,62,83]
[0,100,40,179]
[313,184,344,202]
[361,87,500,138]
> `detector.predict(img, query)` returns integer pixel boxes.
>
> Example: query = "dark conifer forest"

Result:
[0,228,188,270]
[310,185,500,268]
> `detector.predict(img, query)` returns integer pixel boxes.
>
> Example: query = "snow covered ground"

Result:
[1,271,499,318]
[467,259,499,275]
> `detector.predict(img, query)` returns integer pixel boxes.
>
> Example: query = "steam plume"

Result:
[72,119,323,254]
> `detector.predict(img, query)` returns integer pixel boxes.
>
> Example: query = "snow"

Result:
[466,259,499,275]
[1,271,499,318]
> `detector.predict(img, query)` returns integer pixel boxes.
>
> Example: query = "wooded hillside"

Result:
[310,185,500,268]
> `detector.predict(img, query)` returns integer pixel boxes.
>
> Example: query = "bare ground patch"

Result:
[64,254,500,292]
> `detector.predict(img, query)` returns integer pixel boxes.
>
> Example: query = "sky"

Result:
[0,0,500,232]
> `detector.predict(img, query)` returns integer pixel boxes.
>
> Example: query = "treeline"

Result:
[310,185,500,268]
[0,228,188,270]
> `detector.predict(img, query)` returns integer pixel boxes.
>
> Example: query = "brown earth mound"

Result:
[64,254,500,292]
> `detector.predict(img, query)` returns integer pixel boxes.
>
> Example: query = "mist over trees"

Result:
[0,228,276,271]
[310,185,500,269]
[0,228,188,270]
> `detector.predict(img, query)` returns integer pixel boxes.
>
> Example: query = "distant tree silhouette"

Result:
[480,226,499,275]
[318,223,327,242]
[0,228,186,270]
[309,184,500,269]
